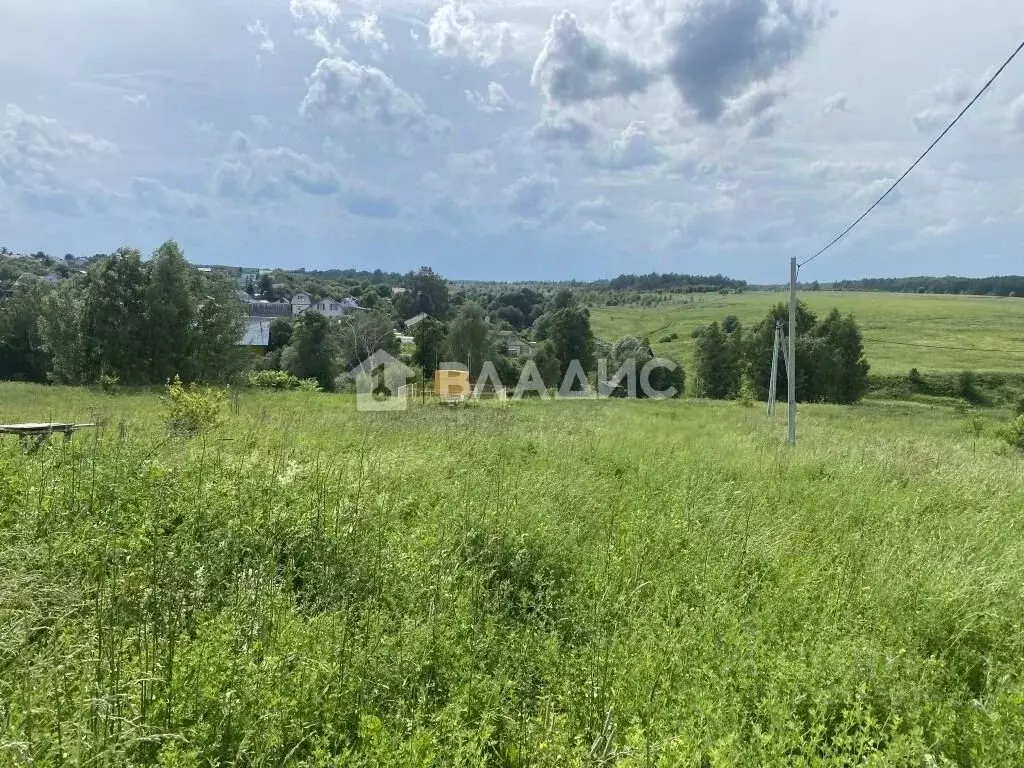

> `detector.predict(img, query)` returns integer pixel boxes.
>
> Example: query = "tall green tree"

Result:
[695,321,740,399]
[413,317,447,380]
[190,274,247,384]
[545,305,595,381]
[284,312,338,391]
[40,281,86,384]
[145,240,196,383]
[80,248,150,384]
[445,301,493,379]
[395,267,450,320]
[0,277,50,382]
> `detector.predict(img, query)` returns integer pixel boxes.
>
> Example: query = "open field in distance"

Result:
[589,291,1024,376]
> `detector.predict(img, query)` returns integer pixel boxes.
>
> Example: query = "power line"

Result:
[799,38,1024,270]
[861,337,1024,357]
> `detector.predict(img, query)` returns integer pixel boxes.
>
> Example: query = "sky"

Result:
[0,0,1022,283]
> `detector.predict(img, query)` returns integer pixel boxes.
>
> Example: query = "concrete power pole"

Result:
[788,257,797,447]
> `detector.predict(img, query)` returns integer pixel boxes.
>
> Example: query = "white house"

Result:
[313,298,345,318]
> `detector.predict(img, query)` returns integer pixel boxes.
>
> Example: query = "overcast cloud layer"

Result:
[1,0,1022,281]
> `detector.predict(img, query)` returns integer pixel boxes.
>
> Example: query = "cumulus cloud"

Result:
[821,92,848,115]
[289,0,342,26]
[350,12,388,51]
[0,104,117,199]
[466,82,516,113]
[575,196,615,219]
[300,57,446,137]
[505,175,558,219]
[247,19,275,55]
[532,1,823,122]
[213,132,399,219]
[530,112,594,147]
[531,11,655,105]
[1,104,117,163]
[909,70,980,133]
[722,83,785,138]
[429,1,513,66]
[665,0,824,122]
[214,133,342,201]
[131,177,209,218]
[599,120,665,168]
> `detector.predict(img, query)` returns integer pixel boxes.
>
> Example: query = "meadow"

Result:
[589,291,1024,377]
[1,382,1022,766]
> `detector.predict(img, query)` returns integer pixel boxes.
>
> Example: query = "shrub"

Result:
[998,416,1024,452]
[99,373,120,394]
[908,368,923,392]
[247,369,320,391]
[1015,395,1024,417]
[957,370,980,402]
[658,332,680,344]
[162,375,226,436]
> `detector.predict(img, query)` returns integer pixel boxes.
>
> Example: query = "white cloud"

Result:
[300,57,447,137]
[506,174,558,220]
[575,196,615,219]
[465,82,516,113]
[350,12,388,51]
[247,19,275,55]
[909,70,982,133]
[599,120,664,169]
[429,1,513,66]
[821,92,848,116]
[289,0,342,26]
[531,11,654,105]
[213,132,399,219]
[531,112,594,147]
[131,177,209,218]
[0,104,117,201]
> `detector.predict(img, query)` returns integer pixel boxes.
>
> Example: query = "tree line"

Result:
[0,242,246,385]
[829,276,1024,297]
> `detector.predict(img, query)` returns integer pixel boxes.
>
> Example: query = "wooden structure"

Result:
[0,422,97,451]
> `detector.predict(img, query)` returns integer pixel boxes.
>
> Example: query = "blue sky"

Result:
[1,0,1022,282]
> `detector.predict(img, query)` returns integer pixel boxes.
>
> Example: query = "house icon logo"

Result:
[350,350,416,412]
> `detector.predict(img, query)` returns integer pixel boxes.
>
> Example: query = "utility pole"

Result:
[788,257,797,447]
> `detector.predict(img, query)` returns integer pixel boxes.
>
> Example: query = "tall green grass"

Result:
[0,384,1022,765]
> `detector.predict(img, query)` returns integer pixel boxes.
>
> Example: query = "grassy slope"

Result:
[589,291,1024,376]
[1,383,1022,765]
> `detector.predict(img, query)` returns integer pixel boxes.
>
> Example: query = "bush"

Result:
[99,373,120,394]
[1015,395,1024,417]
[658,332,680,344]
[958,370,980,402]
[997,415,1024,452]
[247,370,321,392]
[162,375,226,436]
[908,368,923,392]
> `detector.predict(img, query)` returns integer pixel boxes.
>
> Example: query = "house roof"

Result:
[240,318,271,346]
[405,312,429,326]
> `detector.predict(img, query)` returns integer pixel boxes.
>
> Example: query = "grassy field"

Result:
[1,383,1023,766]
[589,292,1024,377]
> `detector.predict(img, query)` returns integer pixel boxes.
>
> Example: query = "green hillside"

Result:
[590,291,1024,377]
